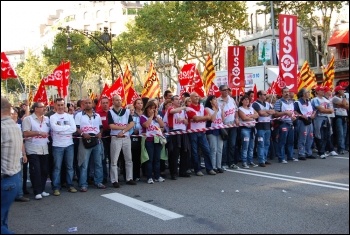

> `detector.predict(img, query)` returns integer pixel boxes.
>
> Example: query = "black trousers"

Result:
[27,154,49,195]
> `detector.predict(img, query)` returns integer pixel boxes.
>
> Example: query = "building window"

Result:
[84,25,90,31]
[96,23,103,31]
[84,12,89,20]
[96,10,102,19]
[122,8,127,15]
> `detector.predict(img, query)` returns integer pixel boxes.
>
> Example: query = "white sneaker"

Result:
[155,176,165,182]
[280,160,288,164]
[147,178,154,184]
[324,152,330,157]
[320,154,327,159]
[35,194,43,200]
[329,151,338,156]
[41,192,50,197]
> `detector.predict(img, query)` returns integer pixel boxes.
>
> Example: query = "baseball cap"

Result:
[323,86,332,92]
[334,85,345,92]
[315,86,326,92]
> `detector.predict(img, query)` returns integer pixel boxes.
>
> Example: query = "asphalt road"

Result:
[8,153,349,234]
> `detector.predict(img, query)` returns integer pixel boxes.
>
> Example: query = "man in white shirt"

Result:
[49,98,78,196]
[75,98,106,192]
[108,95,136,188]
[217,85,240,169]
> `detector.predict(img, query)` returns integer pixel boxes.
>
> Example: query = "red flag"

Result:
[274,73,286,95]
[62,61,70,98]
[42,61,69,97]
[126,86,140,105]
[106,75,125,101]
[253,83,258,102]
[33,80,48,105]
[192,68,206,98]
[178,63,196,86]
[207,81,221,98]
[95,83,110,112]
[1,52,17,79]
[266,81,275,94]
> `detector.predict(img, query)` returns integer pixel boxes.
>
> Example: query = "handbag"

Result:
[82,133,98,149]
[219,128,229,140]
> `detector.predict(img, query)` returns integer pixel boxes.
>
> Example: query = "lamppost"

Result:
[58,26,123,83]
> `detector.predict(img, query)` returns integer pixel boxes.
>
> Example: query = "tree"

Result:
[131,1,249,87]
[42,31,108,99]
[257,1,347,66]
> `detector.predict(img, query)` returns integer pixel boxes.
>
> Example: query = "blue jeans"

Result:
[52,145,74,190]
[145,141,162,180]
[1,172,20,234]
[297,120,313,156]
[315,118,330,155]
[334,116,347,152]
[222,127,238,166]
[240,127,255,164]
[207,134,223,169]
[79,143,103,188]
[189,132,213,173]
[276,122,294,161]
[256,129,271,163]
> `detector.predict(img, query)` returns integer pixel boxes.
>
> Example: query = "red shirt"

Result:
[96,109,109,132]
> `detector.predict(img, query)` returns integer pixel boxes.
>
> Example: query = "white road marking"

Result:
[225,169,349,191]
[333,156,349,159]
[101,193,184,220]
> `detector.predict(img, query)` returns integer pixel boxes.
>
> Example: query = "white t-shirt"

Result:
[50,112,76,147]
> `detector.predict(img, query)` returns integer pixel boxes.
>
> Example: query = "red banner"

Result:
[178,63,196,86]
[126,86,140,105]
[279,14,298,93]
[227,46,245,90]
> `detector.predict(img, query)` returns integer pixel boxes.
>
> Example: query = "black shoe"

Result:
[306,155,316,159]
[298,156,307,160]
[170,175,177,180]
[258,163,266,167]
[103,178,108,184]
[179,173,191,177]
[15,197,30,202]
[126,180,137,185]
[218,168,224,173]
[265,161,272,165]
[113,182,120,188]
[23,190,30,195]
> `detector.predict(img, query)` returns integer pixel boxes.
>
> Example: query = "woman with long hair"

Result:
[140,100,165,184]
[238,95,259,169]
[204,95,225,173]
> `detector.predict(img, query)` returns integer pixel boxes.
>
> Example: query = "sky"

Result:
[1,1,78,52]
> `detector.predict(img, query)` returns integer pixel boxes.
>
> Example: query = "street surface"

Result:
[9,153,349,234]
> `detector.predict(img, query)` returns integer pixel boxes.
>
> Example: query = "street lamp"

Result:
[58,25,123,83]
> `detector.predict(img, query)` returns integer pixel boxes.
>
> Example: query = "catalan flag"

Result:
[203,54,216,94]
[122,64,133,107]
[28,89,33,107]
[298,61,316,91]
[322,55,335,89]
[141,61,160,99]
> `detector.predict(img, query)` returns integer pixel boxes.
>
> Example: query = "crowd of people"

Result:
[1,83,349,233]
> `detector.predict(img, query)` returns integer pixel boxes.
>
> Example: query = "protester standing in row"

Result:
[22,102,51,200]
[1,97,23,234]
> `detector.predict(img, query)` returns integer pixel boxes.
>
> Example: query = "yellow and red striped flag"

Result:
[122,64,133,107]
[141,61,160,98]
[203,54,216,94]
[298,61,317,92]
[28,89,33,107]
[322,55,335,89]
